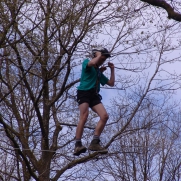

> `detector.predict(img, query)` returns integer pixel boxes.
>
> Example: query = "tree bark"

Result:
[141,0,181,21]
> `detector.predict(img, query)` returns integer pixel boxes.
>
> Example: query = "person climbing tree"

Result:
[74,47,115,156]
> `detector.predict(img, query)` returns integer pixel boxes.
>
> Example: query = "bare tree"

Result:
[101,93,181,180]
[0,0,181,180]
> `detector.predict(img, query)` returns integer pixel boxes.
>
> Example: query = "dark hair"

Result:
[92,47,111,58]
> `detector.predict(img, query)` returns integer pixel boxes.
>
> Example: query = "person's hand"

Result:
[100,66,107,72]
[108,62,114,69]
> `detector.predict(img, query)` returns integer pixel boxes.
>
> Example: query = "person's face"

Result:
[97,55,107,66]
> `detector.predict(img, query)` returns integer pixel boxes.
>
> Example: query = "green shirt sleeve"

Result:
[100,73,109,86]
[82,59,90,70]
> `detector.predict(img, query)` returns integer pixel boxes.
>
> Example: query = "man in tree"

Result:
[74,47,115,156]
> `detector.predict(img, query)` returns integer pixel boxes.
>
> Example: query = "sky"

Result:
[71,2,181,109]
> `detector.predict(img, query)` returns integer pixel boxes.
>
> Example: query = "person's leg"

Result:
[75,102,89,139]
[88,103,109,153]
[92,103,109,136]
[74,102,89,156]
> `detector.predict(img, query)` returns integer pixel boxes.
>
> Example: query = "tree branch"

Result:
[0,114,38,180]
[52,152,100,181]
[141,0,181,21]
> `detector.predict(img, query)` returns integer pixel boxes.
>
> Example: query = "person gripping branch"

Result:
[73,47,115,156]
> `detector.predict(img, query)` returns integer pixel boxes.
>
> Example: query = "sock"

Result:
[75,139,81,143]
[75,139,82,147]
[93,135,100,140]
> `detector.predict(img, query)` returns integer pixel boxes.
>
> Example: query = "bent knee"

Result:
[80,112,88,122]
[101,113,109,122]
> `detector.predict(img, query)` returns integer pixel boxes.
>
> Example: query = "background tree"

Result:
[0,0,181,180]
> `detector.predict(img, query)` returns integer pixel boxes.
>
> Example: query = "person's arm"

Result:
[106,62,115,87]
[87,52,102,67]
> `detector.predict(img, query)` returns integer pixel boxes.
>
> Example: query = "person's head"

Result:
[92,47,111,66]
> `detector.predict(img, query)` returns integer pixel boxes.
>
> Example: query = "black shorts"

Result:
[77,89,102,108]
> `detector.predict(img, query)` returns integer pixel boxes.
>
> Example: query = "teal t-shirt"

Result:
[77,59,109,92]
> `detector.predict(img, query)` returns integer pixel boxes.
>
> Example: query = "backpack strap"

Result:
[95,68,101,94]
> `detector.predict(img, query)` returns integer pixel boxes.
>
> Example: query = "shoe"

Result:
[88,139,108,154]
[73,141,87,156]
